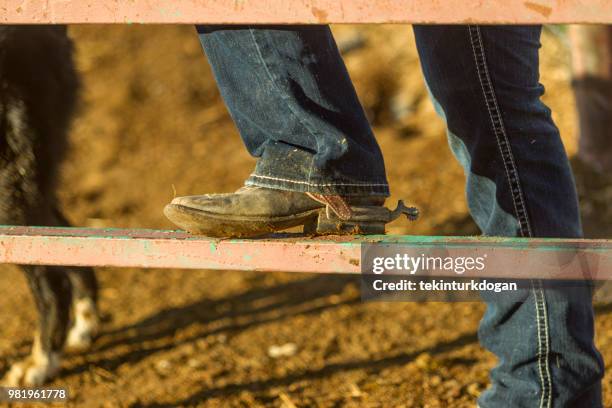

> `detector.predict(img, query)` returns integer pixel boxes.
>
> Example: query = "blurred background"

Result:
[0,25,611,407]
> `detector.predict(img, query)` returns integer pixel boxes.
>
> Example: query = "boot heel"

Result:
[303,201,418,235]
[313,215,386,235]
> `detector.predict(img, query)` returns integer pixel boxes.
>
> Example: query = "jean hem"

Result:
[245,173,390,196]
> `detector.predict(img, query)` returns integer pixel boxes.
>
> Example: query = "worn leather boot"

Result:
[164,186,417,237]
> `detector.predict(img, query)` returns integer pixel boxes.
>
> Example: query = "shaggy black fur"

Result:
[0,26,97,375]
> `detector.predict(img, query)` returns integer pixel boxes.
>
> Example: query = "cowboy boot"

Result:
[164,186,417,238]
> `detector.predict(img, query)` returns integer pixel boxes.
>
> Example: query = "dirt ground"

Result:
[0,25,611,407]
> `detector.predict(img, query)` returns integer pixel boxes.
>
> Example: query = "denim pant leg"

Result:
[413,25,604,407]
[195,25,389,197]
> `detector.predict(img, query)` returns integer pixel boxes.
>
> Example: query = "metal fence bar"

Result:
[2,0,612,24]
[0,226,610,280]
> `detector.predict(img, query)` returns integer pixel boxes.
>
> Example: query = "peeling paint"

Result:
[311,6,328,21]
[524,1,553,17]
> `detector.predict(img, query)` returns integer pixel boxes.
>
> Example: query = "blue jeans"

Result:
[196,25,604,407]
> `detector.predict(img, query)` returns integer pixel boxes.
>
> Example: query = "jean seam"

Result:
[249,173,389,187]
[468,25,551,408]
[248,29,320,187]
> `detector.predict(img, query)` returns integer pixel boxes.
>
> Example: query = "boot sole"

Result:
[164,204,387,238]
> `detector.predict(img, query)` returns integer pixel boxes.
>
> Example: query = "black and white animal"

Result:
[0,25,99,386]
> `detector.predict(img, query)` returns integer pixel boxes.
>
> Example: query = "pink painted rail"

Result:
[0,226,610,280]
[2,0,612,24]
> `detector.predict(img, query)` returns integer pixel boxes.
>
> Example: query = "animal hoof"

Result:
[65,328,93,351]
[2,353,60,387]
[65,298,99,352]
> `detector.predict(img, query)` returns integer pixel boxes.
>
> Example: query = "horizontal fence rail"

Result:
[0,226,610,280]
[2,0,612,24]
